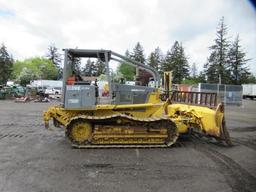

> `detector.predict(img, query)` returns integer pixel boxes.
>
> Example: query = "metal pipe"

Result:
[111,57,157,86]
[111,51,160,87]
[62,50,68,103]
[105,51,112,102]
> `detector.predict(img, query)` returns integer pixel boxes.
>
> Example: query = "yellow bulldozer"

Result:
[43,49,231,148]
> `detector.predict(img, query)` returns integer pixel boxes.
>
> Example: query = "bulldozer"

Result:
[43,49,231,148]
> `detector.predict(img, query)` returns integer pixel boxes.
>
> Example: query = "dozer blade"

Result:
[168,102,232,146]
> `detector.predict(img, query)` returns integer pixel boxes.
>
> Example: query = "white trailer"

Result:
[242,84,256,99]
[30,80,62,88]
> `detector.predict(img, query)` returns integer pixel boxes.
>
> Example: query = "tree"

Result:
[227,35,251,84]
[13,57,58,86]
[197,71,207,83]
[95,59,105,76]
[131,42,152,84]
[0,44,14,85]
[131,42,145,64]
[181,78,199,85]
[148,47,163,72]
[247,74,256,83]
[18,67,37,86]
[46,44,62,79]
[161,41,190,83]
[71,57,81,75]
[190,63,197,78]
[118,62,136,81]
[117,50,136,81]
[83,59,97,76]
[82,58,105,77]
[46,44,62,68]
[204,17,230,84]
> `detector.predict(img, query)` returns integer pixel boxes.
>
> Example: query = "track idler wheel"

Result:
[66,119,93,145]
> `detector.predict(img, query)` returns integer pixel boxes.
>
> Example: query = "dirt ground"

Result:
[0,100,255,192]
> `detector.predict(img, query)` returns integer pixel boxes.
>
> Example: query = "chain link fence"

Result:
[198,83,243,106]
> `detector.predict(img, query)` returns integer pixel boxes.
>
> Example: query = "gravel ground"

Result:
[0,100,255,192]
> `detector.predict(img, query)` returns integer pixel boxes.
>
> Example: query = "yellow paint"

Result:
[43,91,225,143]
[167,103,223,137]
[71,122,92,143]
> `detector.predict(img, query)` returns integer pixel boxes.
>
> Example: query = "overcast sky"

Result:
[0,0,255,73]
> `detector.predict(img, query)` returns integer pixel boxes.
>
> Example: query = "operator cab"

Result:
[62,49,160,109]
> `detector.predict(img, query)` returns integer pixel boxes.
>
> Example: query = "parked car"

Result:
[45,87,62,95]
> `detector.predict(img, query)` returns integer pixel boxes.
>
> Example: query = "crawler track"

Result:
[66,114,179,148]
[72,144,168,148]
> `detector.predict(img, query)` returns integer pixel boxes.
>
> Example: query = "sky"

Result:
[0,0,255,74]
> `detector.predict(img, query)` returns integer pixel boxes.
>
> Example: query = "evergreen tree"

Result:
[131,42,150,84]
[190,63,197,78]
[83,59,97,76]
[46,44,62,79]
[131,42,145,64]
[227,35,251,84]
[0,44,14,85]
[71,57,81,75]
[46,44,62,68]
[95,59,105,76]
[148,47,163,72]
[162,41,190,83]
[204,17,230,84]
[197,71,207,83]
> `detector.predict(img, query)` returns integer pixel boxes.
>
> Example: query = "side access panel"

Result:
[112,84,155,105]
[64,85,96,109]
